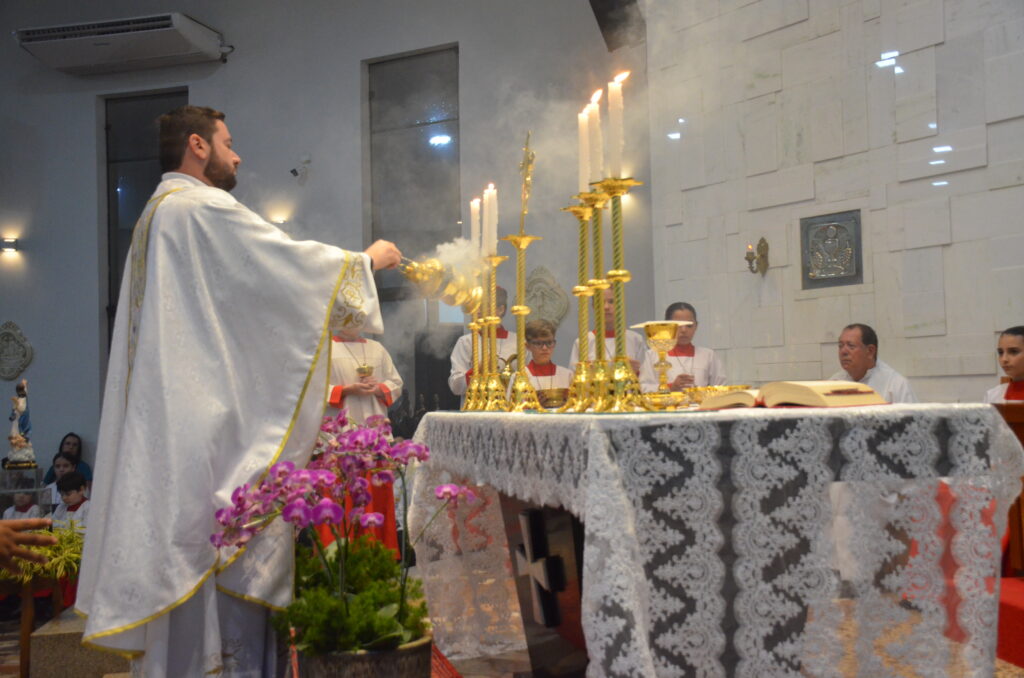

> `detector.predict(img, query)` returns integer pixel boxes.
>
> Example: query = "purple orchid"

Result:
[359,512,386,529]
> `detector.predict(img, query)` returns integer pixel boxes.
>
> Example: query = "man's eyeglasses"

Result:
[527,340,555,348]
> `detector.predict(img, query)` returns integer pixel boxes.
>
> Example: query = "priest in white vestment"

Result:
[828,323,917,403]
[76,106,401,677]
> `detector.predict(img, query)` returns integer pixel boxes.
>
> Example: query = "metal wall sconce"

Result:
[744,237,769,275]
[1,238,18,253]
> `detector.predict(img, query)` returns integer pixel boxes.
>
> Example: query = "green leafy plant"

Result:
[0,523,83,584]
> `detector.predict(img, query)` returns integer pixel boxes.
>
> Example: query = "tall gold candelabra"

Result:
[559,203,594,412]
[595,177,643,412]
[578,190,611,412]
[483,254,510,411]
[504,235,543,411]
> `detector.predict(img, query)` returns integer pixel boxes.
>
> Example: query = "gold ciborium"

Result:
[537,388,569,409]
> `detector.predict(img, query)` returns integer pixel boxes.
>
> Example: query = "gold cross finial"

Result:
[519,132,535,235]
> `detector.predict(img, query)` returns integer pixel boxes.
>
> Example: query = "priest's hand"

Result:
[0,518,56,575]
[365,240,402,271]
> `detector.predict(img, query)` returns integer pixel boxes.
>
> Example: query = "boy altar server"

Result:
[570,288,646,373]
[448,286,517,400]
[328,327,403,423]
[521,319,573,392]
[639,302,726,392]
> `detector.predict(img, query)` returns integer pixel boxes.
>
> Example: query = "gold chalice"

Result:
[633,321,692,394]
[537,388,569,409]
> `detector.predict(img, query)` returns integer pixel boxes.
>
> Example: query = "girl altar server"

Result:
[984,325,1024,403]
[327,327,403,423]
[639,302,726,392]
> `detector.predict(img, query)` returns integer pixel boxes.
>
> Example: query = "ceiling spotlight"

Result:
[429,135,452,146]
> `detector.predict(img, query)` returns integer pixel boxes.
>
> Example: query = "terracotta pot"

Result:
[298,633,432,678]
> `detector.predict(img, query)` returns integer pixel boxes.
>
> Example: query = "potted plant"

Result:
[211,412,473,678]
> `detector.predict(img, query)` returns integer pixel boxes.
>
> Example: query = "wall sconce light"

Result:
[1,238,18,253]
[744,237,769,275]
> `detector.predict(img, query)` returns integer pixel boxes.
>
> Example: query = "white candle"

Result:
[482,184,497,255]
[608,71,629,178]
[470,198,481,256]
[587,90,604,183]
[577,110,590,195]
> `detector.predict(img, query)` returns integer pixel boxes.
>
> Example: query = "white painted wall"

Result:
[642,0,1024,402]
[0,0,655,462]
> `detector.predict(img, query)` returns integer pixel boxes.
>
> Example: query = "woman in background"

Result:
[984,325,1024,403]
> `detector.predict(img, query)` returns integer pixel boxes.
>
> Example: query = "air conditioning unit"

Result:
[14,13,224,75]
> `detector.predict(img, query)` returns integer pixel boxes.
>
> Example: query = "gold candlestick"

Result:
[579,190,611,412]
[595,177,643,412]
[503,234,543,412]
[483,254,510,411]
[560,203,594,413]
[464,318,481,411]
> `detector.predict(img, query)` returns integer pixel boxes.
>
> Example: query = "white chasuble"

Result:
[76,173,381,674]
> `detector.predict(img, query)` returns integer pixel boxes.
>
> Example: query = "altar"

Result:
[409,404,1024,677]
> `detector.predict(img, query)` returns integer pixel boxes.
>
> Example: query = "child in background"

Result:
[639,302,727,392]
[52,471,89,530]
[43,452,78,507]
[3,478,41,520]
[985,325,1024,403]
[522,319,573,398]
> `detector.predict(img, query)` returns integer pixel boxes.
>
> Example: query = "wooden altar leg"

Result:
[19,583,32,678]
[498,493,588,678]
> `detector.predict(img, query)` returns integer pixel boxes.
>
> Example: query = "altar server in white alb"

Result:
[639,302,726,392]
[327,327,403,423]
[570,288,646,372]
[984,325,1024,403]
[829,323,917,403]
[521,319,573,390]
[76,106,401,678]
[448,286,517,399]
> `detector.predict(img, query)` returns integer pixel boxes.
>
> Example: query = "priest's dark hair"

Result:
[158,105,226,172]
[665,302,698,321]
[495,286,508,312]
[56,471,87,494]
[1002,326,1024,339]
[844,323,879,355]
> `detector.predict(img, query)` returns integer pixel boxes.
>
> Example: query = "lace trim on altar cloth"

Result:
[409,405,1024,677]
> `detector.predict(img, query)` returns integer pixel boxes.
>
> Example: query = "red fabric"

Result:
[67,500,86,512]
[328,385,345,408]
[59,577,77,609]
[12,504,36,514]
[464,368,473,385]
[1006,381,1024,401]
[999,578,1024,667]
[332,336,367,343]
[668,345,696,357]
[377,384,393,408]
[496,327,509,339]
[431,645,463,677]
[906,482,1000,643]
[315,478,399,557]
[527,361,556,376]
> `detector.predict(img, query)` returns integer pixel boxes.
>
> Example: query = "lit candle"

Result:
[577,109,590,195]
[470,198,481,256]
[607,71,629,178]
[482,184,498,255]
[587,89,604,183]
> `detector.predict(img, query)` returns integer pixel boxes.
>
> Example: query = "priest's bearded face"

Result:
[203,120,240,192]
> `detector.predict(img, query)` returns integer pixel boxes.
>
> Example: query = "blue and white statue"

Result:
[6,379,35,467]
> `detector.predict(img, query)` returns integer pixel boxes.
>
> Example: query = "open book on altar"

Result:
[698,380,886,409]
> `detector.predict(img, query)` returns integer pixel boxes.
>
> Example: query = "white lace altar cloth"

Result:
[408,404,1024,677]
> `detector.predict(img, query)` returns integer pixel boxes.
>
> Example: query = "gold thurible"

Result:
[596,177,644,412]
[559,203,594,413]
[503,234,543,412]
[483,254,510,411]
[579,189,611,412]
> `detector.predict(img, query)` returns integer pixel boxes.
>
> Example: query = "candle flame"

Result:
[747,244,753,250]
[471,197,481,205]
[614,71,630,83]
[487,183,495,190]
[590,89,603,104]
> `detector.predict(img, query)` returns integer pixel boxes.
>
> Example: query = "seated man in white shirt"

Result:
[829,323,916,403]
